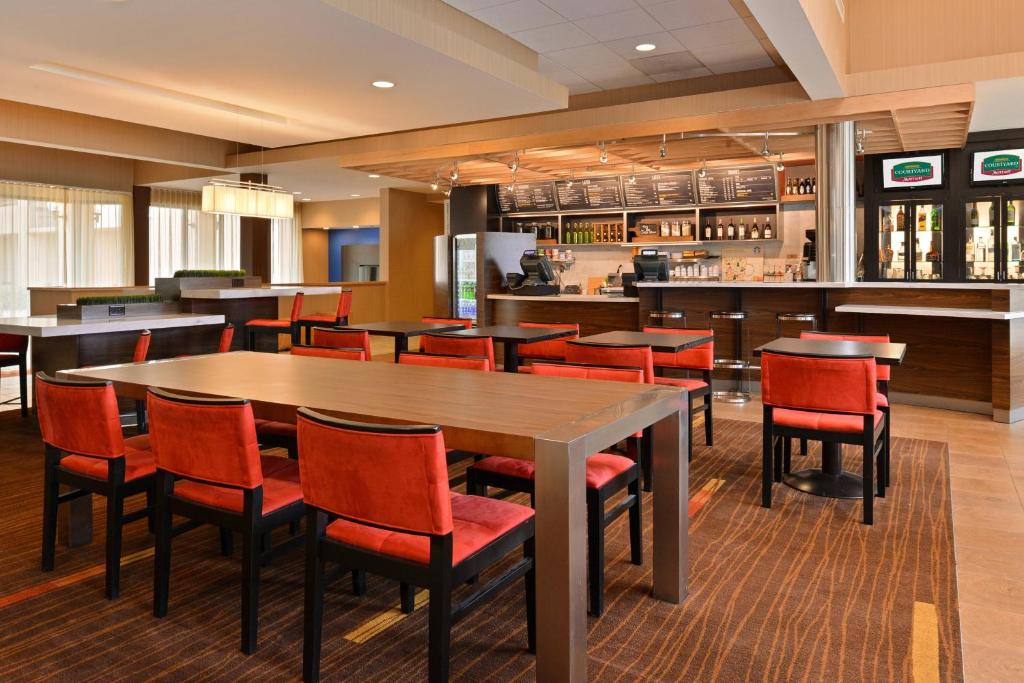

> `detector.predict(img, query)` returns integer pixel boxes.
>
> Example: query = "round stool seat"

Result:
[710,311,746,320]
[776,312,817,322]
[648,310,686,320]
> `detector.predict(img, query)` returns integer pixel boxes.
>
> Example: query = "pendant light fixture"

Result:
[203,114,294,220]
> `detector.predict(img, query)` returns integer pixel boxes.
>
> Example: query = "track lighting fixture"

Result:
[627,165,637,185]
[598,142,608,164]
[430,176,439,192]
[659,134,667,159]
[775,153,785,173]
[508,152,519,172]
[449,162,459,182]
[855,128,869,155]
[566,169,575,188]
[697,159,708,179]
[761,132,771,158]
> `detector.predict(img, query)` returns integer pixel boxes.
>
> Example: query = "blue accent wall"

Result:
[327,227,380,281]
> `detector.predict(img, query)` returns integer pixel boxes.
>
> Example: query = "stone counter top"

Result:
[0,313,226,337]
[180,285,342,299]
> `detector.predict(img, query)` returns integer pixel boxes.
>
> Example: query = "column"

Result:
[815,122,856,282]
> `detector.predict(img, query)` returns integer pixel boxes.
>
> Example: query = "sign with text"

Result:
[972,149,1024,183]
[696,163,777,204]
[882,154,943,189]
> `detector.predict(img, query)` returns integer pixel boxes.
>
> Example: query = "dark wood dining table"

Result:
[753,337,908,499]
[342,321,467,362]
[576,330,714,354]
[444,324,577,372]
[61,352,691,682]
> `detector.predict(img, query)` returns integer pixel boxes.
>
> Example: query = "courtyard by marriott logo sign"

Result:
[980,153,1023,176]
[890,161,934,183]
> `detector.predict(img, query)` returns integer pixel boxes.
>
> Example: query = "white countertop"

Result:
[636,281,1024,289]
[0,313,226,337]
[180,285,342,300]
[834,304,1024,320]
[488,294,640,303]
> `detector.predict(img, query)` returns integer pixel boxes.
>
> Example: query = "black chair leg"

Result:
[524,537,536,654]
[303,517,326,683]
[18,353,27,417]
[136,401,147,435]
[586,489,604,617]
[799,438,808,455]
[220,528,234,556]
[41,457,59,572]
[153,476,173,618]
[628,477,642,566]
[783,437,792,475]
[400,582,416,614]
[641,427,653,492]
[105,492,124,600]
[241,525,261,654]
[761,426,773,509]
[704,393,713,446]
[427,573,452,683]
[773,435,783,483]
[884,412,892,487]
[876,445,886,498]
[351,569,366,596]
[862,442,874,525]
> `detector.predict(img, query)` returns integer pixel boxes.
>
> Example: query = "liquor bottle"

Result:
[716,222,724,240]
[797,178,805,195]
[1013,236,1021,261]
[703,220,713,240]
[737,220,747,240]
[969,205,979,227]
[896,207,905,229]
[1009,202,1017,225]
[750,221,760,239]
[918,210,926,231]
[931,207,941,231]
[727,220,735,240]
[882,212,892,232]
[966,239,975,262]
[811,177,816,194]
[927,242,940,262]
[763,217,773,239]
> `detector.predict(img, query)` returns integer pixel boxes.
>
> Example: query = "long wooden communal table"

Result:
[61,352,690,682]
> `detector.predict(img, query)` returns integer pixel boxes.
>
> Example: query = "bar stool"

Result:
[775,312,818,338]
[647,310,687,329]
[708,310,751,404]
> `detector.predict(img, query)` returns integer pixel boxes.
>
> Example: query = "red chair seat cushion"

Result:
[298,314,336,323]
[653,376,708,392]
[517,366,534,374]
[246,319,291,328]
[470,452,635,490]
[773,408,884,433]
[173,455,302,514]
[876,392,888,408]
[60,435,155,482]
[324,492,533,566]
[254,419,297,438]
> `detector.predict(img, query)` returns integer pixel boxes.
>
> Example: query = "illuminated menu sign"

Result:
[972,149,1024,183]
[554,176,623,210]
[623,171,696,207]
[496,181,558,213]
[696,164,778,204]
[882,154,943,189]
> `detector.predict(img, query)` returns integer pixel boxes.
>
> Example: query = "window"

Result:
[148,188,240,284]
[0,181,133,317]
[270,208,303,284]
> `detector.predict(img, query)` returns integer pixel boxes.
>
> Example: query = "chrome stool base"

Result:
[712,389,751,404]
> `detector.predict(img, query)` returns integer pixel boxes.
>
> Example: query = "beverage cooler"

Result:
[964,197,1024,282]
[453,234,477,321]
[876,200,945,281]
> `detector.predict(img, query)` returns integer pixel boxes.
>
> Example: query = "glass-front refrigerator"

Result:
[1006,197,1024,281]
[965,196,1024,281]
[877,200,944,281]
[453,234,477,321]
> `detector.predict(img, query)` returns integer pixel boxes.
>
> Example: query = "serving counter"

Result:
[488,293,639,337]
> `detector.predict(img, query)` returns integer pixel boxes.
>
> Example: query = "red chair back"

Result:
[296,409,453,536]
[35,372,124,458]
[565,342,654,383]
[761,352,877,415]
[421,334,495,371]
[312,327,372,360]
[0,333,27,353]
[421,316,473,330]
[292,345,366,361]
[218,324,235,353]
[531,363,643,384]
[516,322,579,361]
[642,327,713,371]
[147,389,263,489]
[289,293,306,322]
[336,290,353,319]
[133,330,152,363]
[800,330,891,381]
[398,352,489,371]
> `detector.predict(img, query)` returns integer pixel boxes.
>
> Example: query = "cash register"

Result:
[505,249,560,296]
[633,248,669,282]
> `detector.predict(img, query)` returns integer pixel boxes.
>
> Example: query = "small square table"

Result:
[576,330,714,354]
[445,324,578,372]
[343,321,467,362]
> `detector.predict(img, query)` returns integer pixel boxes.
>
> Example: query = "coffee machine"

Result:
[802,229,817,281]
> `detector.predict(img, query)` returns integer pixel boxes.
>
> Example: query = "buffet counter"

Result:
[487,293,639,336]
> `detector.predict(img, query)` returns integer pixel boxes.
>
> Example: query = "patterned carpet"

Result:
[0,411,961,681]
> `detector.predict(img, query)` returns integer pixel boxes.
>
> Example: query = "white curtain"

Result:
[0,181,133,317]
[271,205,304,283]
[149,188,240,284]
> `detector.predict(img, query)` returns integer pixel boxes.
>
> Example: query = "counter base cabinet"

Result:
[492,298,639,338]
[183,298,280,352]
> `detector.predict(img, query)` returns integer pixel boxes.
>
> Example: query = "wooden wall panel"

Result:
[301,198,380,229]
[380,188,444,320]
[492,299,638,337]
[0,140,133,191]
[301,229,329,283]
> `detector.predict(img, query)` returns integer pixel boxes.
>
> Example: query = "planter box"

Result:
[155,276,263,301]
[56,301,181,320]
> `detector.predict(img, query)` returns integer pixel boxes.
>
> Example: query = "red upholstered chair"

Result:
[0,333,28,417]
[133,330,152,363]
[642,327,714,448]
[297,410,536,683]
[218,323,235,353]
[398,352,490,372]
[35,372,156,599]
[515,322,579,371]
[311,326,372,360]
[421,316,473,329]
[421,333,496,371]
[298,289,353,344]
[291,345,366,362]
[761,352,887,524]
[466,362,642,617]
[245,292,305,352]
[147,389,305,654]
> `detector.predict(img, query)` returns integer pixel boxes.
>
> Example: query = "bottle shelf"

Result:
[781,194,816,204]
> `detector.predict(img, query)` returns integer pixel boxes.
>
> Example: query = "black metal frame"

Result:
[246,321,301,352]
[298,409,536,683]
[297,315,350,345]
[0,343,28,417]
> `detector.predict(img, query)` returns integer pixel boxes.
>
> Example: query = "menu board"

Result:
[624,171,696,207]
[696,164,778,204]
[554,176,623,210]
[496,181,557,213]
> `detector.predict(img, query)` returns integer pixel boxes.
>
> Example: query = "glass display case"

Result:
[965,198,998,281]
[453,234,477,321]
[1005,198,1024,281]
[877,202,908,280]
[877,200,944,281]
[913,203,943,281]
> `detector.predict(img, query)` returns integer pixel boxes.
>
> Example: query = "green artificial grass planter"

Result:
[172,269,247,278]
[75,294,163,305]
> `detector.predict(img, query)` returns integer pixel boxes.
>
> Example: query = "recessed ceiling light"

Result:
[372,80,395,89]
[635,43,656,52]
[368,174,380,179]
[292,191,302,195]
[350,193,361,197]
[302,197,311,201]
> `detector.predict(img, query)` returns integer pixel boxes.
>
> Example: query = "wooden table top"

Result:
[445,325,577,343]
[61,352,681,459]
[576,331,714,353]
[343,321,466,337]
[753,338,907,365]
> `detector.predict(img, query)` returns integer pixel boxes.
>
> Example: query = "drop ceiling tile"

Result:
[539,0,640,21]
[443,0,510,12]
[707,55,775,74]
[650,66,713,82]
[574,8,664,41]
[470,0,564,34]
[630,50,702,76]
[689,39,768,67]
[603,31,685,59]
[643,0,737,30]
[545,42,624,69]
[671,18,755,50]
[511,22,596,52]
